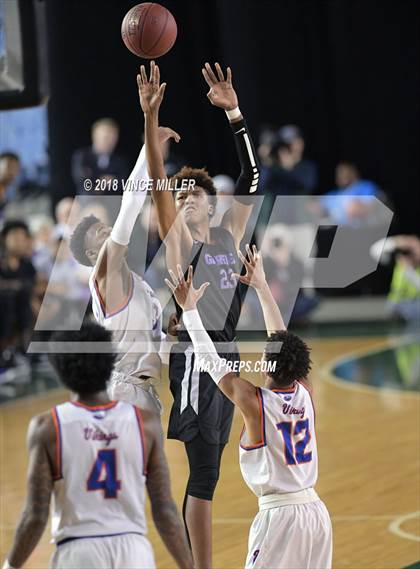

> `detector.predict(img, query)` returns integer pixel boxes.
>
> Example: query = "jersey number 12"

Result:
[277,419,312,465]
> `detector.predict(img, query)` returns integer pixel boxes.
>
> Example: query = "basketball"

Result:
[121,3,177,59]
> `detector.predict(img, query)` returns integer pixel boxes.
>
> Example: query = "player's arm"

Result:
[233,244,286,334]
[144,412,194,569]
[138,61,193,268]
[165,266,260,421]
[95,124,178,280]
[94,124,180,313]
[3,414,54,569]
[202,63,260,248]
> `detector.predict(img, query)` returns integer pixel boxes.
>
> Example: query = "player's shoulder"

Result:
[296,379,313,395]
[28,410,55,445]
[212,225,233,240]
[211,225,236,250]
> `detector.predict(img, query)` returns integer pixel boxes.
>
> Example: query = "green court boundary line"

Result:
[320,333,420,398]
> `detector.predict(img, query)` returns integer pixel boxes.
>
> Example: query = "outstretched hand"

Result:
[158,126,181,145]
[233,244,267,291]
[165,265,210,311]
[202,62,238,111]
[138,60,166,115]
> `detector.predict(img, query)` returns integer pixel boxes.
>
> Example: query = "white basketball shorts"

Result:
[50,533,155,569]
[245,500,332,569]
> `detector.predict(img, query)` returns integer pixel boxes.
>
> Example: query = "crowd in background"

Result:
[0,117,419,382]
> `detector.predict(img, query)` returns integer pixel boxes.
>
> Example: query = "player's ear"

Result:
[208,204,215,218]
[86,248,96,263]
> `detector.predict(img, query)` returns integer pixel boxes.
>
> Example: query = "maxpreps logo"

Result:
[284,395,292,401]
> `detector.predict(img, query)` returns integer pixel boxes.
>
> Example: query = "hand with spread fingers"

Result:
[201,62,238,111]
[233,244,267,291]
[165,265,210,311]
[138,60,167,115]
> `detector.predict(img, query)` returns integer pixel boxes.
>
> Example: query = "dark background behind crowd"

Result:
[45,0,419,233]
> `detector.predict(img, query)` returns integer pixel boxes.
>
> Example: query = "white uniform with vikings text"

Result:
[240,382,332,569]
[89,270,163,413]
[49,400,155,569]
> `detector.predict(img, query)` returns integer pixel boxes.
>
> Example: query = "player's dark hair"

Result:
[1,219,30,239]
[0,151,19,162]
[264,330,312,387]
[171,166,217,211]
[69,215,100,266]
[49,322,116,394]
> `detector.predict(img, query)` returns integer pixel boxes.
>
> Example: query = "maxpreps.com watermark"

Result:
[83,177,196,192]
[194,358,276,374]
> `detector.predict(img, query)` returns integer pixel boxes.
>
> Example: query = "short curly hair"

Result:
[264,330,312,387]
[49,322,116,394]
[69,215,99,266]
[171,166,217,210]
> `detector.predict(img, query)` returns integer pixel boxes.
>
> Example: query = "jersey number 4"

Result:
[87,449,121,498]
[277,419,312,465]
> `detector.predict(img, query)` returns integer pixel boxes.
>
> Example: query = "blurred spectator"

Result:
[260,125,318,224]
[257,125,278,167]
[53,196,81,240]
[72,118,128,195]
[36,237,91,329]
[30,215,55,279]
[259,224,319,324]
[371,235,420,322]
[319,161,388,226]
[0,221,36,373]
[0,151,51,223]
[261,125,318,194]
[0,152,20,225]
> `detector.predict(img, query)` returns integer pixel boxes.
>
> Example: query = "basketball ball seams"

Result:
[144,5,169,57]
[138,3,154,56]
[121,6,142,55]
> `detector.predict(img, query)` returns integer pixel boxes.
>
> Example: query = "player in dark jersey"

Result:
[139,61,260,568]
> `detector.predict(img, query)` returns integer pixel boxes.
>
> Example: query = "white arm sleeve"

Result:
[183,309,231,384]
[110,145,149,246]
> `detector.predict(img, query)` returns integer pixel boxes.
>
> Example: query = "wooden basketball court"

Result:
[1,335,419,568]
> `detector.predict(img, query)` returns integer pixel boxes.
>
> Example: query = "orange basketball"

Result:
[121,3,177,59]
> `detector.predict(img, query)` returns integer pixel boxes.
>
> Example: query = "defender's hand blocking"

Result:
[165,265,210,311]
[202,62,238,110]
[233,244,267,291]
[138,60,166,115]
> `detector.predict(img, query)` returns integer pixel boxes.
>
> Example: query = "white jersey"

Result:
[50,400,148,544]
[89,270,162,382]
[240,382,317,496]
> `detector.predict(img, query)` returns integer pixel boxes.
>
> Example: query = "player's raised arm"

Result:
[233,244,286,334]
[165,266,260,419]
[202,63,260,248]
[3,414,54,569]
[94,123,171,278]
[144,411,194,569]
[139,61,193,263]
